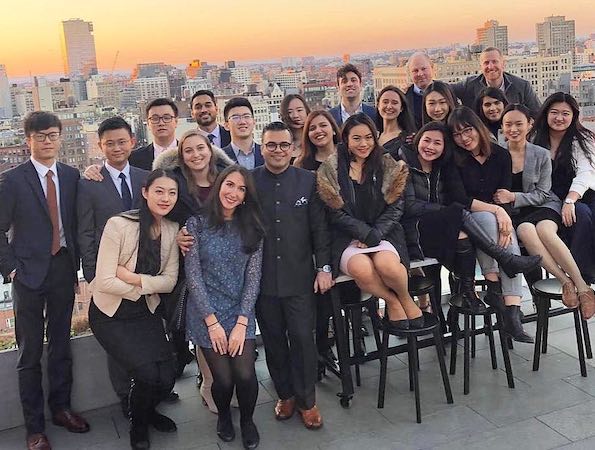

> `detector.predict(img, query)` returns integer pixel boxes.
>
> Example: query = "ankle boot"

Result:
[129,379,151,450]
[503,305,534,343]
[483,280,506,314]
[453,277,487,314]
[461,211,542,278]
[217,410,235,442]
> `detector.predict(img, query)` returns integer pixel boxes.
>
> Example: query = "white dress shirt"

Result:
[30,157,66,247]
[340,103,363,124]
[104,161,132,198]
[153,139,177,158]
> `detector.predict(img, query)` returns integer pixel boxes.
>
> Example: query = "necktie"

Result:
[207,134,215,144]
[46,170,61,255]
[119,173,133,211]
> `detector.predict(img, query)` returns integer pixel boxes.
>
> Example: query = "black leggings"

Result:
[202,340,258,423]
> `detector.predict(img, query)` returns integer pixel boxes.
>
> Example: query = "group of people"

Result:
[1,45,595,450]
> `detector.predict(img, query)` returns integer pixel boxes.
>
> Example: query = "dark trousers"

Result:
[562,200,595,284]
[256,293,317,409]
[12,250,75,434]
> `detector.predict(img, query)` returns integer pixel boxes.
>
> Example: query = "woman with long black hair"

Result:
[185,166,265,449]
[376,85,417,157]
[474,86,508,145]
[89,169,180,449]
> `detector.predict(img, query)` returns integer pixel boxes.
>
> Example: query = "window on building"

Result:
[6,317,15,329]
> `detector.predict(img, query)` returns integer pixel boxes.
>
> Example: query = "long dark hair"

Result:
[448,106,493,160]
[295,110,340,169]
[474,87,509,127]
[137,169,179,274]
[375,85,416,134]
[177,130,218,199]
[205,166,265,254]
[532,92,595,172]
[279,94,311,128]
[341,113,384,182]
[422,81,457,125]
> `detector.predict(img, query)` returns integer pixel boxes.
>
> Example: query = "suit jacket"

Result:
[328,103,378,127]
[90,212,179,317]
[218,125,231,148]
[222,142,264,168]
[129,144,155,171]
[404,85,424,130]
[77,165,148,282]
[0,160,80,288]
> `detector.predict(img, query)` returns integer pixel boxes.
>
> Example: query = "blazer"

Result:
[90,212,179,317]
[129,144,155,171]
[218,125,232,148]
[222,142,264,168]
[328,103,378,127]
[77,165,148,283]
[404,85,424,130]
[506,142,562,213]
[0,160,80,288]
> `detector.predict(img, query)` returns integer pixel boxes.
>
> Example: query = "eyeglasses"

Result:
[228,114,253,122]
[263,142,292,152]
[452,127,475,139]
[31,132,60,142]
[148,115,175,124]
[103,139,131,150]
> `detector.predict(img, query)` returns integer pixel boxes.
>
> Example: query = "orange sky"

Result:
[1,0,594,78]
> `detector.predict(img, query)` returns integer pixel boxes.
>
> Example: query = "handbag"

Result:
[168,278,188,332]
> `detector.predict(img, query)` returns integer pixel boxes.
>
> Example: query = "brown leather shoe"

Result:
[579,289,595,320]
[562,281,579,308]
[298,405,323,429]
[26,433,51,450]
[52,409,90,433]
[274,398,295,420]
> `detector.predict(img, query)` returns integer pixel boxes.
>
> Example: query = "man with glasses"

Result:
[0,111,89,450]
[129,98,179,170]
[191,90,231,148]
[252,121,332,430]
[221,97,264,169]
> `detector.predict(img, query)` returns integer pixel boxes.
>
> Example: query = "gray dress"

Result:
[184,215,263,348]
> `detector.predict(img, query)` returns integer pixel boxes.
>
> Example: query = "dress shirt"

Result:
[104,161,132,197]
[30,157,66,248]
[200,125,222,148]
[231,141,256,170]
[413,84,424,95]
[153,139,177,158]
[340,103,363,124]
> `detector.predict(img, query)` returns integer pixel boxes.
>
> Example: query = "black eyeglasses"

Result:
[148,115,175,124]
[263,142,292,152]
[31,132,60,142]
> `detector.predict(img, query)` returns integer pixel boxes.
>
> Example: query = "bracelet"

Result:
[236,322,247,327]
[207,321,219,328]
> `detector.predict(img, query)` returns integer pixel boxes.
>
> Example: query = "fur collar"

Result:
[317,152,409,210]
[152,145,235,171]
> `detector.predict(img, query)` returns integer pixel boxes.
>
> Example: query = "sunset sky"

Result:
[2,0,595,78]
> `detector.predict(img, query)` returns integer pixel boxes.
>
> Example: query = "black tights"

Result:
[202,340,258,424]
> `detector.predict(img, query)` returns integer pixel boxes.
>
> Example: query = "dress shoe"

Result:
[274,397,295,420]
[579,289,595,320]
[130,424,150,450]
[149,410,177,432]
[163,391,179,403]
[562,281,579,308]
[26,433,51,450]
[241,420,260,449]
[382,313,409,330]
[408,314,425,329]
[52,409,90,433]
[298,405,323,429]
[216,412,235,442]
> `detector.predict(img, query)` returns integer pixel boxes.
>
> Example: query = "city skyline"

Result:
[2,0,595,78]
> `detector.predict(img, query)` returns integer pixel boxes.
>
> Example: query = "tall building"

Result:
[60,19,98,79]
[133,76,171,102]
[536,15,576,57]
[476,20,509,55]
[0,65,12,118]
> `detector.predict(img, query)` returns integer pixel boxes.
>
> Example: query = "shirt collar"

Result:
[231,141,255,156]
[413,84,425,95]
[482,73,507,91]
[104,161,131,179]
[340,102,363,116]
[30,157,57,178]
[153,139,177,156]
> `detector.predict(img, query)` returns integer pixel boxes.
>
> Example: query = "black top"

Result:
[551,159,575,202]
[511,171,523,192]
[300,157,323,172]
[383,133,408,159]
[352,179,376,225]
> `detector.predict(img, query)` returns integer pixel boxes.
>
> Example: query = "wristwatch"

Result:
[317,265,332,273]
[564,199,576,205]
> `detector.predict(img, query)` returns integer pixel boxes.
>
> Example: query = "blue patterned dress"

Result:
[184,215,263,348]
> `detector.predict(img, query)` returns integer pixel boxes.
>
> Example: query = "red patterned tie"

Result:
[46,170,61,255]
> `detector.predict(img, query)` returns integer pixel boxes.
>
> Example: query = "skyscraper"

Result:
[536,15,576,57]
[476,20,509,55]
[0,65,12,119]
[60,19,98,79]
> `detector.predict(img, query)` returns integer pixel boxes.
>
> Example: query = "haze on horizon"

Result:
[2,0,594,78]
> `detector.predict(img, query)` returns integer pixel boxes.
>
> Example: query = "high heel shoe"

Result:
[408,314,425,329]
[382,311,409,330]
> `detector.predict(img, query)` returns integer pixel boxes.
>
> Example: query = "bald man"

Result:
[405,52,435,129]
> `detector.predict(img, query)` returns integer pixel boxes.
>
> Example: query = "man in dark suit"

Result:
[129,98,179,171]
[221,97,264,169]
[0,111,89,450]
[328,64,377,127]
[191,89,231,148]
[405,52,435,129]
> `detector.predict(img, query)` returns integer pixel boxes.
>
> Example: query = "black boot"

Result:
[241,420,260,449]
[483,280,506,314]
[449,239,487,314]
[217,410,236,442]
[503,305,534,343]
[461,211,542,278]
[129,379,151,450]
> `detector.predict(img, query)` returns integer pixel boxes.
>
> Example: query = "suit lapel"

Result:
[56,163,71,235]
[23,161,50,217]
[255,144,264,167]
[100,166,124,208]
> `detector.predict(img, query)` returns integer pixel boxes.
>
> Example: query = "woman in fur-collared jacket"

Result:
[317,113,424,330]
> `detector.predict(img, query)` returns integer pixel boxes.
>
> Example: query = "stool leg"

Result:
[330,286,354,399]
[463,313,471,395]
[497,310,515,389]
[408,341,415,392]
[434,328,454,404]
[369,300,383,351]
[408,335,422,423]
[542,299,550,354]
[449,309,459,375]
[471,314,476,359]
[485,313,497,370]
[377,330,390,408]
[533,297,545,372]
[572,309,587,377]
[581,313,592,359]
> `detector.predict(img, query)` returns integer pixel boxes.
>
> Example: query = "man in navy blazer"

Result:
[328,63,377,127]
[221,97,264,169]
[0,112,89,450]
[191,89,231,148]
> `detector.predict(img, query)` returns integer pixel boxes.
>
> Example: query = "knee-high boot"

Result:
[449,239,487,314]
[461,211,542,278]
[129,379,152,450]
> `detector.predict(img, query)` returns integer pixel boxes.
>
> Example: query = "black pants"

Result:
[256,293,317,409]
[12,250,75,434]
[315,292,332,356]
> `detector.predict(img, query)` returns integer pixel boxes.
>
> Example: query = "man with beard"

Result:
[191,90,231,148]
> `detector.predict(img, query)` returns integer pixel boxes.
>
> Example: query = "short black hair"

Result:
[191,90,216,106]
[24,111,62,136]
[98,116,133,139]
[261,121,291,142]
[223,97,254,121]
[336,64,362,84]
[145,98,178,117]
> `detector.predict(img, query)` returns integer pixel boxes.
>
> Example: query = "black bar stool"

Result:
[531,278,591,377]
[448,298,515,395]
[377,312,453,423]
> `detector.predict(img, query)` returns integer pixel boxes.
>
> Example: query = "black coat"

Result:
[317,146,410,276]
